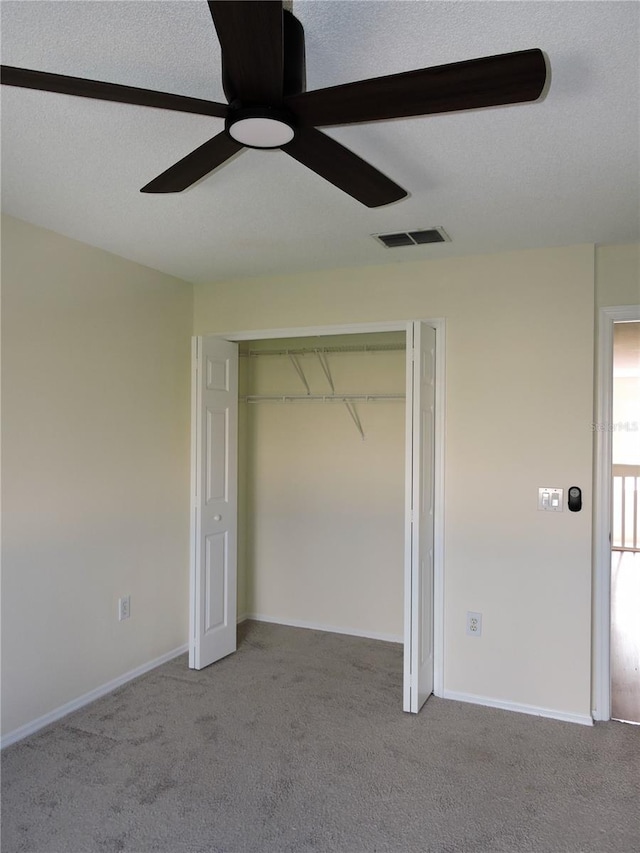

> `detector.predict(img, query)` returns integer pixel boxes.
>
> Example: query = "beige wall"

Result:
[1,215,193,736]
[595,243,639,308]
[238,334,406,638]
[3,229,614,735]
[195,245,596,717]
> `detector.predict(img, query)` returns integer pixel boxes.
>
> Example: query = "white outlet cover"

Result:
[466,611,482,637]
[118,595,131,621]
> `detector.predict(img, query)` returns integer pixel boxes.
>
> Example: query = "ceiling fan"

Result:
[0,1,548,208]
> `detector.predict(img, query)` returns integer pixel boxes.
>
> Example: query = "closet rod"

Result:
[240,343,405,357]
[241,394,405,403]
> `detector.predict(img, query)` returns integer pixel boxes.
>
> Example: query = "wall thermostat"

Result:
[568,486,582,512]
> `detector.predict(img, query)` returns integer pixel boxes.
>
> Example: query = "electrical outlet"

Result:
[466,611,482,637]
[118,596,131,621]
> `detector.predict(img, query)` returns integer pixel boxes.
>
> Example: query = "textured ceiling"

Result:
[1,0,639,284]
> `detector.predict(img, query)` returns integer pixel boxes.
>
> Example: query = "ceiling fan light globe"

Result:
[228,117,295,149]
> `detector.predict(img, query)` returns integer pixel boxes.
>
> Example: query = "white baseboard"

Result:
[245,612,403,644]
[443,689,594,727]
[1,643,189,750]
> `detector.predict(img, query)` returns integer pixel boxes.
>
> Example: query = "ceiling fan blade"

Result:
[0,65,228,118]
[286,48,547,127]
[141,132,243,193]
[282,128,406,208]
[207,1,283,104]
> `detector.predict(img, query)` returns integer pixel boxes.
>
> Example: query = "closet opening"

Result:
[190,320,445,713]
[237,331,407,646]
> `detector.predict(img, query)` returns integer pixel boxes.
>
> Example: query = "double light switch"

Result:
[538,487,563,512]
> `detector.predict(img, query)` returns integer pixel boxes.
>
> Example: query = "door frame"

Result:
[201,318,446,699]
[593,304,640,721]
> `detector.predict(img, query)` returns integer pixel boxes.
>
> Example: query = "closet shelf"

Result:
[240,343,405,357]
[241,345,405,440]
[240,394,405,403]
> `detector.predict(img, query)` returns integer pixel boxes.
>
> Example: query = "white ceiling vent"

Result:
[373,227,451,248]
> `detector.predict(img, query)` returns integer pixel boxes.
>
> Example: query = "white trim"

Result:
[443,689,594,727]
[403,318,447,710]
[246,613,403,645]
[432,318,446,698]
[203,318,446,711]
[1,643,189,750]
[593,305,640,721]
[188,337,199,669]
[403,322,414,711]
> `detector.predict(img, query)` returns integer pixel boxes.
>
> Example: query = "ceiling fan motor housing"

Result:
[222,10,304,149]
[221,9,306,103]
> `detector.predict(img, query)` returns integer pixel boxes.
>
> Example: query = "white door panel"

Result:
[190,336,238,670]
[404,322,436,712]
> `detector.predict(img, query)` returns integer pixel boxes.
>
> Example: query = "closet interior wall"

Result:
[238,332,406,640]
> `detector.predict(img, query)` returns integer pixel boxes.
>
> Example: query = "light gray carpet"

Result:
[2,621,639,853]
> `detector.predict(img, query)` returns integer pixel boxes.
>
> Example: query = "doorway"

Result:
[189,320,445,713]
[610,320,640,723]
[594,307,640,722]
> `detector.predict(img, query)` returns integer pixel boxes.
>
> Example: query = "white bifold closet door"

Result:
[189,336,238,670]
[404,321,436,713]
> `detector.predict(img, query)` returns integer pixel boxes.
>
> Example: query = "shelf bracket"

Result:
[315,349,335,393]
[343,399,365,441]
[288,353,311,395]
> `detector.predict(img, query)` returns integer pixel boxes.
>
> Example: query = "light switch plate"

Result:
[538,487,563,512]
